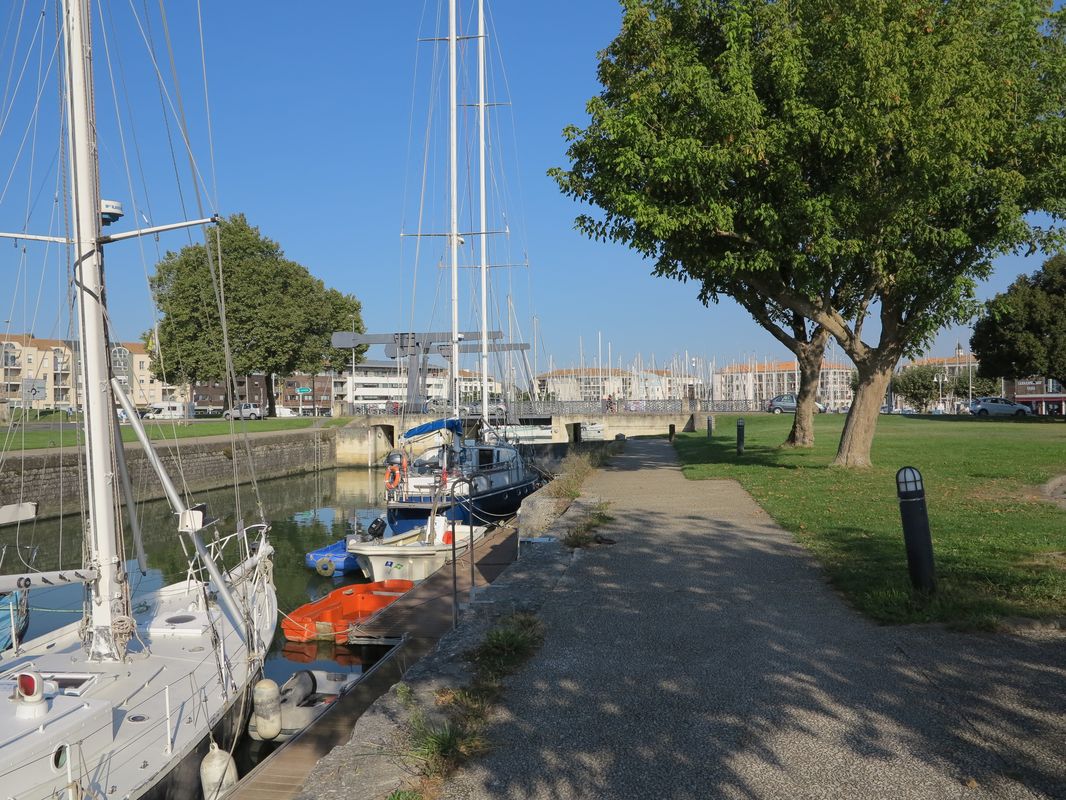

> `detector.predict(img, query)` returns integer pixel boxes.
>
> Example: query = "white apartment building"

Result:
[345,360,447,409]
[456,369,503,402]
[536,368,635,402]
[713,360,854,409]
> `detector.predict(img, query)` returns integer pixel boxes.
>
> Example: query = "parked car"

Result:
[767,394,825,414]
[969,397,1032,417]
[223,402,261,420]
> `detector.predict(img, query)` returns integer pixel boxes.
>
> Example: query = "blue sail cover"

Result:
[401,417,463,440]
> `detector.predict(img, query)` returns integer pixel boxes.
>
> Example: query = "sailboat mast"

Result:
[478,0,489,420]
[449,0,460,416]
[64,0,125,661]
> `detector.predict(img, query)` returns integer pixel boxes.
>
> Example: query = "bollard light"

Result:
[896,467,924,496]
[895,466,936,594]
[669,423,676,442]
[707,415,715,438]
[736,417,745,456]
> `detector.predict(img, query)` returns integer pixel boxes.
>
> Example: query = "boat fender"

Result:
[367,516,388,538]
[472,475,489,494]
[315,557,336,577]
[200,742,238,800]
[252,679,282,741]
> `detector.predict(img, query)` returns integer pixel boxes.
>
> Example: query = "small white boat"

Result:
[248,669,361,742]
[347,516,490,582]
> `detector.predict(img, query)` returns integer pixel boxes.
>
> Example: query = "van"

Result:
[145,402,184,420]
[223,402,261,420]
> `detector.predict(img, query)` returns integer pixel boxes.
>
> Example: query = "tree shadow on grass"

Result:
[672,431,821,471]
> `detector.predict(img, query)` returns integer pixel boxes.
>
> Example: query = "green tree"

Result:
[147,214,365,415]
[891,365,942,412]
[552,0,1066,466]
[948,373,999,403]
[970,254,1066,387]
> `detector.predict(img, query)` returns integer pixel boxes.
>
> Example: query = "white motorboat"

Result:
[348,516,490,582]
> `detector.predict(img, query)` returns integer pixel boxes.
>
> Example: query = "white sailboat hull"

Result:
[0,547,277,800]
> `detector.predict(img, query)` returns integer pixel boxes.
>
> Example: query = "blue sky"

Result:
[0,1,1050,375]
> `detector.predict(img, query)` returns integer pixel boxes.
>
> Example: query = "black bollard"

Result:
[668,423,675,442]
[707,415,715,438]
[896,467,936,594]
[736,417,745,455]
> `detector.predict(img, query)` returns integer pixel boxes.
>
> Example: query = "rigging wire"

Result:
[0,0,46,153]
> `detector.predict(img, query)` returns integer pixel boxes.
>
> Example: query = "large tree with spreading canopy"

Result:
[147,214,365,416]
[971,254,1066,388]
[552,0,1066,465]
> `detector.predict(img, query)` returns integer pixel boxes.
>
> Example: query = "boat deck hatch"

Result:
[145,609,213,638]
[40,672,97,696]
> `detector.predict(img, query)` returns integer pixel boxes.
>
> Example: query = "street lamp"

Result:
[954,342,963,413]
[350,314,357,411]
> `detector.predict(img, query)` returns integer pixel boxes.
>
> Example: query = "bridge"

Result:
[333,400,761,466]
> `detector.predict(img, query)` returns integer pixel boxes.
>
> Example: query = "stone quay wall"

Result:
[0,428,336,520]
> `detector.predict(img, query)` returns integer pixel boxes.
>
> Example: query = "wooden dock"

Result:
[348,525,518,643]
[226,524,517,800]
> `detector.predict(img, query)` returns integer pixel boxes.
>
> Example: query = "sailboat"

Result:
[382,0,542,534]
[0,3,276,799]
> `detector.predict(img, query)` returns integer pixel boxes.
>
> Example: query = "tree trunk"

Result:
[784,328,829,448]
[834,359,894,467]
[265,373,277,417]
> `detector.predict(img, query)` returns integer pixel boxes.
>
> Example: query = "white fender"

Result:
[200,742,238,800]
[252,678,282,741]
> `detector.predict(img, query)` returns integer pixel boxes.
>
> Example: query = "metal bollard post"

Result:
[707,415,715,438]
[736,417,745,455]
[668,423,675,442]
[895,467,936,594]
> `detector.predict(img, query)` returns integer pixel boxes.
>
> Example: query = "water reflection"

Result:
[0,467,391,681]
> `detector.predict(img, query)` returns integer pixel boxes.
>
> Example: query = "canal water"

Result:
[0,466,393,687]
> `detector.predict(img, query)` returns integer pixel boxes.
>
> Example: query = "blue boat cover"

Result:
[401,417,463,440]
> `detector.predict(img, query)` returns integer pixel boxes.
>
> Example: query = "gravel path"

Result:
[435,437,1066,800]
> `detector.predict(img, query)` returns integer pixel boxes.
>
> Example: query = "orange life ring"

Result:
[384,465,402,490]
[439,468,448,488]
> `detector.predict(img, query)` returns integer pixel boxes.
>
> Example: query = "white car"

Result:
[223,402,261,420]
[969,397,1032,417]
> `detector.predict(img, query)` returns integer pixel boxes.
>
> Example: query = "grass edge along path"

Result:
[388,613,546,800]
[673,414,1066,629]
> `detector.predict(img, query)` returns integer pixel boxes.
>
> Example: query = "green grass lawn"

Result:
[674,413,1066,628]
[2,417,332,451]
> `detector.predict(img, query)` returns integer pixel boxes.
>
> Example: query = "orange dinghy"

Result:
[282,579,414,643]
